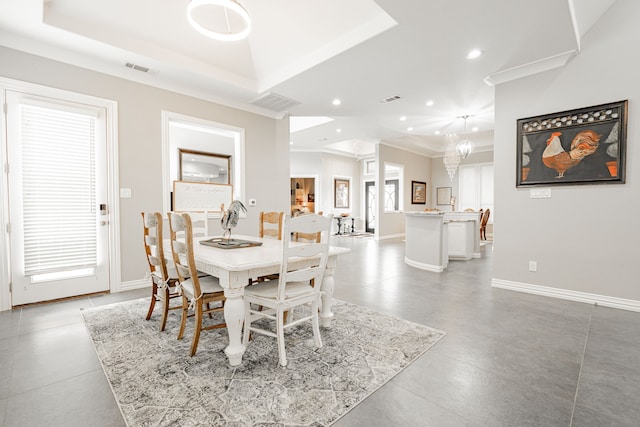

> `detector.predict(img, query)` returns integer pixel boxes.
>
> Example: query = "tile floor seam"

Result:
[429,346,580,406]
[7,366,105,400]
[568,303,595,427]
[391,381,483,427]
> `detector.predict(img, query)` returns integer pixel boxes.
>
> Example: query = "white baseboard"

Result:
[405,257,445,273]
[491,278,640,312]
[119,279,150,292]
[377,233,405,241]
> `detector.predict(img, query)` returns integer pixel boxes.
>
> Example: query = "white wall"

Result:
[0,46,290,285]
[377,143,432,237]
[492,0,640,307]
[290,151,362,231]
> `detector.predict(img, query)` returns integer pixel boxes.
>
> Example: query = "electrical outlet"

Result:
[529,261,537,272]
[248,199,257,206]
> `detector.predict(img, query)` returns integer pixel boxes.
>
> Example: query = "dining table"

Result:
[191,234,350,366]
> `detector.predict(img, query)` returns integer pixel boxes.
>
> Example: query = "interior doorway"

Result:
[290,177,318,216]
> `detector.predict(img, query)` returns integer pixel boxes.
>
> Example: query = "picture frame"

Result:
[516,100,627,187]
[411,180,427,204]
[179,148,230,184]
[436,187,451,205]
[334,178,350,209]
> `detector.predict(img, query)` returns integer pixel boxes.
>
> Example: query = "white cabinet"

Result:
[446,220,474,260]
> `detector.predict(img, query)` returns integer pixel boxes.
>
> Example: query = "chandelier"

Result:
[443,137,461,181]
[442,115,475,180]
[187,0,251,42]
[456,115,474,159]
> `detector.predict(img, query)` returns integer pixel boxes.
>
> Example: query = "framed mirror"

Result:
[179,148,230,184]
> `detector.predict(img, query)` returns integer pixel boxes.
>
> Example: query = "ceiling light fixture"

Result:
[332,98,341,106]
[466,49,483,59]
[187,0,251,42]
[426,100,434,107]
[456,115,475,159]
[443,137,461,181]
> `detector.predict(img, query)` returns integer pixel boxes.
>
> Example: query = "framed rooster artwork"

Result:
[516,100,627,187]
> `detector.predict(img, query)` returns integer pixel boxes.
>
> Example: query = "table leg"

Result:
[223,287,246,366]
[319,255,337,327]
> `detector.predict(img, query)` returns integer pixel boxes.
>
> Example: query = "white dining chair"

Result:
[242,213,333,366]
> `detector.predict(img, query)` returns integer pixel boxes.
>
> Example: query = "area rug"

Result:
[82,298,445,426]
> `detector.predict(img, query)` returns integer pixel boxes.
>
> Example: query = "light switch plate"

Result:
[530,188,551,199]
[120,188,132,198]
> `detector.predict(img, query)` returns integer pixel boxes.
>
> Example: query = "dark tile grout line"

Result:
[569,303,595,427]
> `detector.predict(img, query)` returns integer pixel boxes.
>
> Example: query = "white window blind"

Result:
[458,163,494,219]
[20,104,97,276]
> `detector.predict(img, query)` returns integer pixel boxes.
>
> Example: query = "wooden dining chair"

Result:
[141,212,182,331]
[254,211,284,283]
[183,211,209,238]
[259,211,284,239]
[243,213,333,366]
[480,208,490,240]
[168,212,226,357]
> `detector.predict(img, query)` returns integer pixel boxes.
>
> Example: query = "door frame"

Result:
[0,77,121,311]
[365,180,375,233]
[290,175,320,214]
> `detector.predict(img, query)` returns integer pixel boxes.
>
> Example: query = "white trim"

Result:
[491,278,640,313]
[404,256,444,273]
[377,233,405,241]
[0,77,119,310]
[161,110,246,217]
[120,279,151,292]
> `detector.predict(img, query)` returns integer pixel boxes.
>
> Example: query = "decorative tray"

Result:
[200,238,263,249]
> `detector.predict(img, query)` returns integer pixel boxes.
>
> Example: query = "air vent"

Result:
[251,92,300,112]
[380,95,401,103]
[125,62,151,73]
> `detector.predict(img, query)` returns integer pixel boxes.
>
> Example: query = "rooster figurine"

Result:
[220,200,247,241]
[542,130,601,178]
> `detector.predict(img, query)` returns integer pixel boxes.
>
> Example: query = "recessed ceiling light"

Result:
[407,127,413,131]
[336,128,342,133]
[472,126,479,132]
[290,141,294,145]
[425,100,434,107]
[332,98,341,106]
[466,49,483,59]
[435,130,441,135]
[400,116,407,121]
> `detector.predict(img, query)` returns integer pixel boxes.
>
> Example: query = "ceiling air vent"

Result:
[251,92,300,112]
[125,62,151,73]
[380,95,401,103]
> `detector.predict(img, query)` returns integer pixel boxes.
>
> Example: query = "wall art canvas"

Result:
[516,100,627,187]
[411,181,426,204]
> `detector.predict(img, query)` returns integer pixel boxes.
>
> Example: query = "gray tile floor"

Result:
[1,236,639,426]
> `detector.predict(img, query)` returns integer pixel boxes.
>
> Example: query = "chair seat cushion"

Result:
[245,280,315,299]
[181,274,223,297]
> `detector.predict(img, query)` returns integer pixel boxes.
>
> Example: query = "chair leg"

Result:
[311,299,322,349]
[190,302,203,357]
[277,308,287,367]
[159,287,170,332]
[177,295,189,340]
[145,282,158,320]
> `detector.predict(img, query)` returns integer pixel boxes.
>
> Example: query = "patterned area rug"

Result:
[82,298,445,426]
